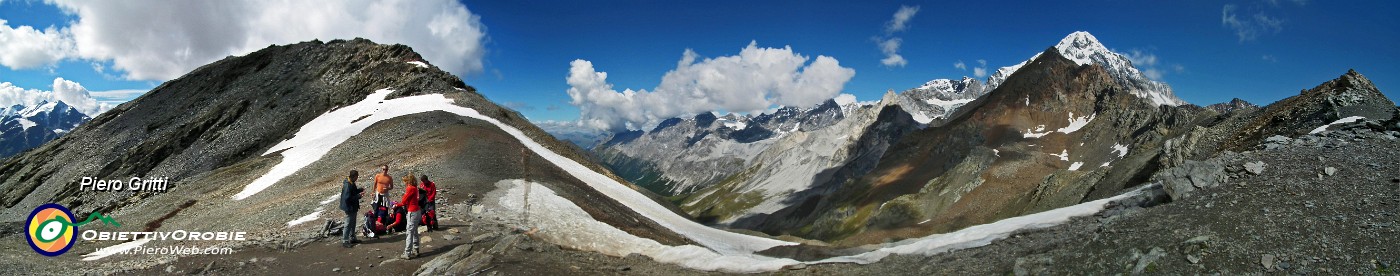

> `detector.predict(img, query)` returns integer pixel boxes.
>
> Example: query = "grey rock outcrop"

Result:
[1153,160,1227,200]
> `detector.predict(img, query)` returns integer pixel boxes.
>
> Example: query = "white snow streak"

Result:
[1055,112,1095,134]
[1023,125,1050,138]
[286,209,322,227]
[1308,116,1366,135]
[406,61,429,68]
[1068,162,1084,171]
[1111,143,1129,158]
[16,118,35,130]
[817,186,1146,264]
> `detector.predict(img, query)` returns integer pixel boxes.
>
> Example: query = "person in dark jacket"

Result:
[339,170,364,247]
[419,174,438,230]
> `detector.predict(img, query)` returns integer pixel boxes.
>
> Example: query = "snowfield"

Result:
[236,87,1151,272]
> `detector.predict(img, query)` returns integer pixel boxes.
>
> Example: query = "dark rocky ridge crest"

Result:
[1220,69,1394,151]
[0,38,641,226]
[1204,98,1259,114]
[0,38,464,212]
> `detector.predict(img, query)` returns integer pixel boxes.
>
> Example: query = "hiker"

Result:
[372,165,394,223]
[339,170,364,247]
[393,173,422,259]
[419,174,439,231]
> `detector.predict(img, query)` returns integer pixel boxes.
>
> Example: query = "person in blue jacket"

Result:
[339,170,364,247]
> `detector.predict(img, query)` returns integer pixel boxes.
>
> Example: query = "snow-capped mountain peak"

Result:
[1,100,91,158]
[1051,31,1185,106]
[20,101,60,118]
[1054,31,1112,66]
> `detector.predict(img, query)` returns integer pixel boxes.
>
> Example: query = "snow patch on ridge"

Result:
[1023,125,1050,138]
[406,61,428,68]
[924,98,975,111]
[286,209,323,227]
[910,112,935,125]
[1051,149,1069,161]
[723,120,748,130]
[1309,116,1366,135]
[1068,162,1084,171]
[17,118,35,131]
[1055,112,1095,134]
[1111,143,1129,158]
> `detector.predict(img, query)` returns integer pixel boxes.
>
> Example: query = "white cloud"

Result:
[953,60,966,71]
[0,78,114,116]
[567,42,855,131]
[875,5,918,68]
[0,82,48,109]
[973,59,988,78]
[0,19,74,70]
[1143,68,1163,80]
[1120,48,1181,81]
[877,37,906,67]
[1124,49,1157,67]
[884,5,920,34]
[1261,54,1278,63]
[51,77,113,116]
[41,0,487,80]
[1221,4,1284,42]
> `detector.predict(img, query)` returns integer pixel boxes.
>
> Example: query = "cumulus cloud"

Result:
[0,78,114,116]
[38,0,487,80]
[1221,4,1284,42]
[567,42,856,131]
[953,60,966,71]
[0,19,74,70]
[875,5,918,68]
[972,59,988,78]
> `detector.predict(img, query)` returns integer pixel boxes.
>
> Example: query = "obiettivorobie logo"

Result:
[26,203,120,256]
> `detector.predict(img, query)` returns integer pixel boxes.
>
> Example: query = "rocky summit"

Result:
[0,39,687,275]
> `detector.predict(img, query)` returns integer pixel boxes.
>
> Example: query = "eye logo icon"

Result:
[27,203,77,256]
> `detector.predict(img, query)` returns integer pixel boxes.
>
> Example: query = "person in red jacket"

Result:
[392,173,421,259]
[419,174,438,230]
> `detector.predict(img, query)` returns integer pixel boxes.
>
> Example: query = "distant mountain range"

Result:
[0,101,90,158]
[572,31,1398,245]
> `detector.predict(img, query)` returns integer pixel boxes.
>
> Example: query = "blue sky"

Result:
[1,0,1396,125]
